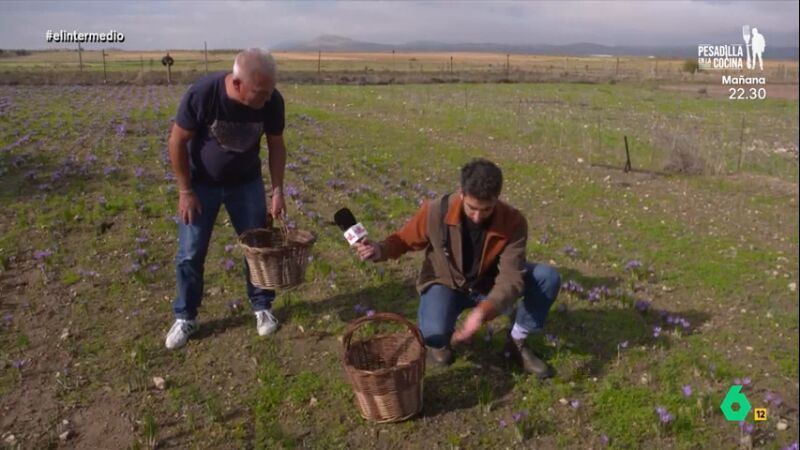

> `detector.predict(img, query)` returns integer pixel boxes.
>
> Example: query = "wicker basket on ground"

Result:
[342,312,426,423]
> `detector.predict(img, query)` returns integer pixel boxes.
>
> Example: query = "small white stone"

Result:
[309,396,318,407]
[298,325,305,334]
[577,158,584,163]
[4,435,16,445]
[739,434,752,449]
[153,377,166,390]
[745,346,754,352]
[777,419,788,431]
[60,328,70,340]
[59,430,71,441]
[789,282,796,293]
[62,419,69,426]
[640,373,650,385]
[559,398,568,405]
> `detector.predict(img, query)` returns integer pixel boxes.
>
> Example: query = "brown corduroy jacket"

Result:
[376,194,528,314]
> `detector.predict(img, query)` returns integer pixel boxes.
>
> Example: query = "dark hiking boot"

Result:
[503,336,553,379]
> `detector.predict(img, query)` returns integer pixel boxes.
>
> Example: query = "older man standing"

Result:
[165,49,287,350]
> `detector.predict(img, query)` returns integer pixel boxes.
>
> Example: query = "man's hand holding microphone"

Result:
[334,207,382,261]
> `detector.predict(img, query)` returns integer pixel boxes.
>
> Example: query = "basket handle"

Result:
[342,312,425,352]
[275,210,290,244]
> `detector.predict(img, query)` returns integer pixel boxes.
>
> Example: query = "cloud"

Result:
[0,1,796,50]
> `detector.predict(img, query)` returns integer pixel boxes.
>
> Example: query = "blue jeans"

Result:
[417,262,561,348]
[172,177,275,320]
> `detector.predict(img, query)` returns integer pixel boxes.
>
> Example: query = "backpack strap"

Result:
[440,193,451,260]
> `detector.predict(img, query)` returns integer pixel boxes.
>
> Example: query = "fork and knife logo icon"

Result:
[742,25,766,71]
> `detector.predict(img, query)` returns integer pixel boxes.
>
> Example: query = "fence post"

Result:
[102,49,107,84]
[204,41,209,75]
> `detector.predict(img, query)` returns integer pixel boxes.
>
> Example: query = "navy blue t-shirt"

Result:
[175,72,285,185]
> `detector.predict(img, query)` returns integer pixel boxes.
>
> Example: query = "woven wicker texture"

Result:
[238,221,315,289]
[342,313,426,423]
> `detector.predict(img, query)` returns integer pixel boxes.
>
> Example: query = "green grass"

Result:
[0,81,797,449]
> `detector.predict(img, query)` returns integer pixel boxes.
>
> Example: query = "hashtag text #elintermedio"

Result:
[46,30,125,43]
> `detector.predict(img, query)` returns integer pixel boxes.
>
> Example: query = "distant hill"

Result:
[273,35,800,59]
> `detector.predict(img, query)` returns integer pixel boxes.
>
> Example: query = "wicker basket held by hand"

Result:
[343,313,426,423]
[238,217,315,289]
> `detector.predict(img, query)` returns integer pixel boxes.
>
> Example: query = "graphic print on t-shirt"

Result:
[209,119,263,153]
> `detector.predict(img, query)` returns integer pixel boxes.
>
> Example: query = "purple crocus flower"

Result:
[562,246,578,258]
[326,179,346,189]
[135,237,148,244]
[652,326,662,338]
[738,421,754,434]
[682,385,692,397]
[147,264,159,273]
[561,280,584,294]
[498,419,507,429]
[12,359,27,369]
[741,377,751,386]
[224,244,234,253]
[546,334,558,346]
[511,410,528,423]
[570,399,580,409]
[97,196,106,206]
[538,234,549,245]
[634,299,650,313]
[285,184,300,198]
[33,249,53,260]
[222,259,235,271]
[600,434,609,445]
[782,442,798,450]
[133,167,144,178]
[135,248,147,257]
[78,269,98,278]
[618,341,629,349]
[624,259,642,271]
[353,304,365,314]
[655,406,673,423]
[365,309,375,318]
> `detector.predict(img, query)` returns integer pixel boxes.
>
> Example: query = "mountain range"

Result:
[273,35,799,59]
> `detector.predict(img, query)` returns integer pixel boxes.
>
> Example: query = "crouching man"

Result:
[354,159,560,378]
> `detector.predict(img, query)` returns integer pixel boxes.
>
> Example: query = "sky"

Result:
[0,1,797,50]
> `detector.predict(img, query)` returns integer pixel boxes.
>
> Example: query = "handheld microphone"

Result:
[334,208,368,246]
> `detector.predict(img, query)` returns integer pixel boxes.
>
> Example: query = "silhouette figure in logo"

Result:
[751,28,765,71]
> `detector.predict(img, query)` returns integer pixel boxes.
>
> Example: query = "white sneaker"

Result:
[255,310,279,336]
[165,319,198,350]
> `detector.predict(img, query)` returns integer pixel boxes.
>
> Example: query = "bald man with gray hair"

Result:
[165,48,288,350]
